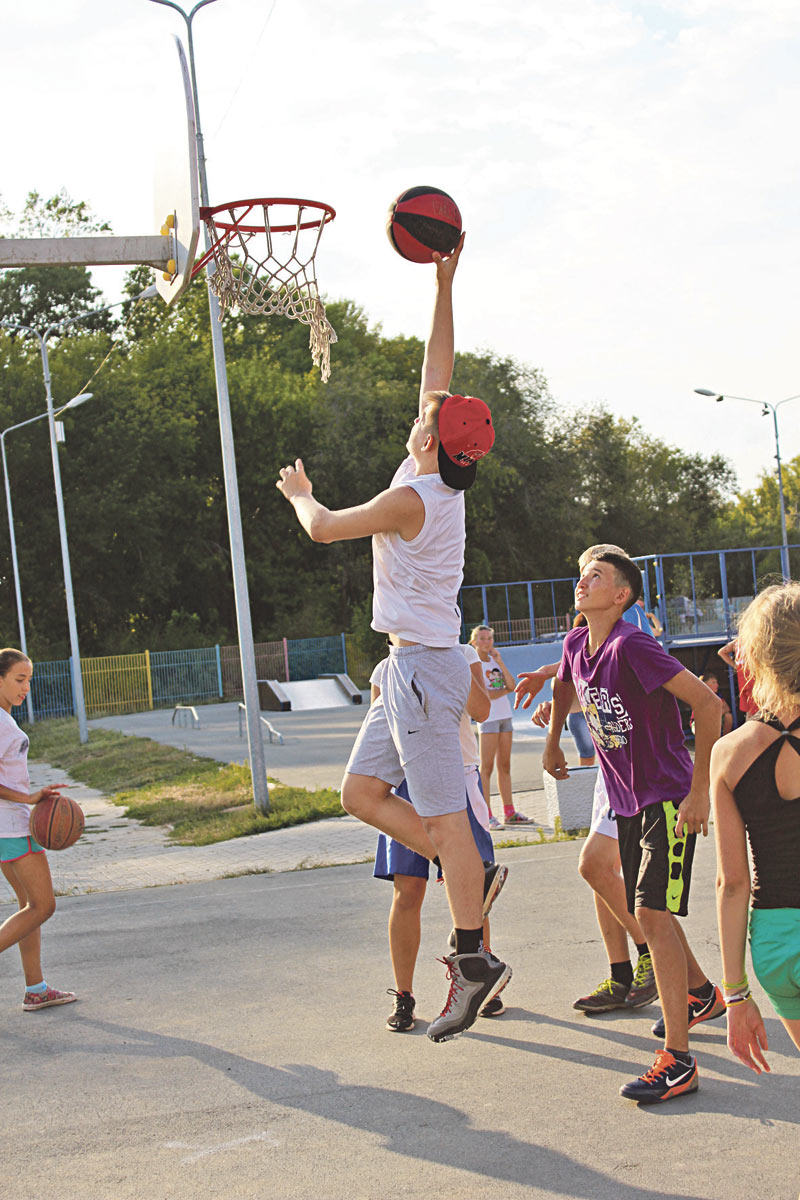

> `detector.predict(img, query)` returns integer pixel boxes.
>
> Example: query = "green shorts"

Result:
[0,835,45,863]
[750,908,800,1020]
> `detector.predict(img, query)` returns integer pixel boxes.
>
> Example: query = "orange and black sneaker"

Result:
[620,1049,699,1104]
[651,984,725,1038]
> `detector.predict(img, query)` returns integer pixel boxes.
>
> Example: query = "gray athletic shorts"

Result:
[345,644,470,817]
[479,716,513,734]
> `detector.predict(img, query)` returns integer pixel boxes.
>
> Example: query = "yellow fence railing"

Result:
[82,652,152,718]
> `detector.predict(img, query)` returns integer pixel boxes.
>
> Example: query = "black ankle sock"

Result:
[432,856,442,871]
[454,928,483,955]
[693,979,714,1000]
[611,960,634,987]
[666,1047,693,1066]
[635,942,649,958]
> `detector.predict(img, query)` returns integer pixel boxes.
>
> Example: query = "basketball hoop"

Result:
[193,198,337,381]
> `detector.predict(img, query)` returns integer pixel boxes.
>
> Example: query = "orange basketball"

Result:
[29,793,84,851]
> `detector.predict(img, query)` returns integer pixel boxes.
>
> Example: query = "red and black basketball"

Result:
[386,186,462,263]
[30,793,84,851]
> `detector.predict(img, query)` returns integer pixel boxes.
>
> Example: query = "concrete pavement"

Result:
[1,705,798,1199]
[2,838,799,1200]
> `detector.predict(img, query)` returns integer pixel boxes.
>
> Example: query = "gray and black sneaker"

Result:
[625,952,658,1008]
[385,989,416,1032]
[447,862,509,950]
[427,952,511,1042]
[573,978,630,1013]
[480,994,506,1017]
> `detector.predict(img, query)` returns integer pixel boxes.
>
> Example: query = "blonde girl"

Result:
[710,582,800,1073]
[0,649,76,1011]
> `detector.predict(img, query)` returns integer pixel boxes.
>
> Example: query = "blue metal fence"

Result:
[149,647,222,707]
[10,540,799,724]
[460,542,800,647]
[286,635,345,681]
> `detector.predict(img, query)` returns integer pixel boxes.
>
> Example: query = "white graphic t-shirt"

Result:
[0,708,31,836]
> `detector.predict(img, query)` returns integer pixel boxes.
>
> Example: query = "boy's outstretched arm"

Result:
[418,233,465,414]
[276,458,424,543]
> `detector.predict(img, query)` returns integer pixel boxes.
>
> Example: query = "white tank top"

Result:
[371,457,465,647]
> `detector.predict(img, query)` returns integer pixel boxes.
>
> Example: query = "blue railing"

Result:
[9,540,798,725]
[150,646,221,707]
[286,635,345,681]
[459,542,800,647]
[12,658,74,724]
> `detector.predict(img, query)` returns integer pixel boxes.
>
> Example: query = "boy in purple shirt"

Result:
[540,550,724,1103]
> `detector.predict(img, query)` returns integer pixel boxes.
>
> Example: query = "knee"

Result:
[578,846,604,888]
[634,906,667,937]
[340,774,374,818]
[392,879,426,912]
[29,895,56,923]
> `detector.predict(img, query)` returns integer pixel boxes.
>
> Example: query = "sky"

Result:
[2,0,799,497]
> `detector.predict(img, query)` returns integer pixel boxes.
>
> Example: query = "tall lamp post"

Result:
[1,285,156,743]
[695,388,800,581]
[1,394,92,724]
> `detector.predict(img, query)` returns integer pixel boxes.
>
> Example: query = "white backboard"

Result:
[154,36,200,305]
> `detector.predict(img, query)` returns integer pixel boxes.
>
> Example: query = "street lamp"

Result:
[1,284,154,743]
[694,388,800,581]
[1,394,92,723]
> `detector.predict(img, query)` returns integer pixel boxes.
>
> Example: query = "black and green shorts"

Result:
[616,800,696,917]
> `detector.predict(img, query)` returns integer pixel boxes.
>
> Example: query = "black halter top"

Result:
[731,714,800,909]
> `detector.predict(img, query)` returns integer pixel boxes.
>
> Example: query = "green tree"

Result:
[0,191,115,332]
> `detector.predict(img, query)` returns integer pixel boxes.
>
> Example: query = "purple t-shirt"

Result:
[557,619,693,817]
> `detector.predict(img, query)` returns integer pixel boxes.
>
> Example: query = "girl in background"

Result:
[469,625,533,827]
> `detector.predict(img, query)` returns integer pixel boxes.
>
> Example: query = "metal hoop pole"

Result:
[149,0,269,811]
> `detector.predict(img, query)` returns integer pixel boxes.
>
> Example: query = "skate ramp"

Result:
[276,678,356,711]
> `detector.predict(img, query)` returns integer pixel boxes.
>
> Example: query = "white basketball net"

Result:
[201,200,337,381]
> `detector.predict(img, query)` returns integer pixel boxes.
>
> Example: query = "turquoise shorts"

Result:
[750,908,800,1020]
[0,835,45,863]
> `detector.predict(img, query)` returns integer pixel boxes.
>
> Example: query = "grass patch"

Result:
[29,718,344,846]
[495,818,588,848]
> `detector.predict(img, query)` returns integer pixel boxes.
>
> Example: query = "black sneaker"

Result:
[620,1049,698,1104]
[573,978,630,1013]
[447,862,509,950]
[480,994,505,1017]
[385,989,416,1032]
[427,952,511,1042]
[483,862,508,919]
[651,985,725,1038]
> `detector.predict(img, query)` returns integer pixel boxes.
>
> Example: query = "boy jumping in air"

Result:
[276,237,510,1042]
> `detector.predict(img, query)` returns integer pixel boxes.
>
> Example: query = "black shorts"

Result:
[616,800,696,917]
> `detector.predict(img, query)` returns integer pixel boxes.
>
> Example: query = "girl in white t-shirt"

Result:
[0,649,77,1012]
[469,625,533,828]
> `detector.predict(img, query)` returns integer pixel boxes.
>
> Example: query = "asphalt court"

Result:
[2,838,799,1200]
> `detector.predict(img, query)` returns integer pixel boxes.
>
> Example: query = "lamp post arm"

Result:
[775,394,800,412]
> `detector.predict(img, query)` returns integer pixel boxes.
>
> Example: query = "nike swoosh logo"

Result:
[663,1065,694,1087]
[407,730,419,735]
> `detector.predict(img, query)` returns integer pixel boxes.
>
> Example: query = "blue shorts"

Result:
[567,711,595,759]
[0,835,45,863]
[373,774,495,881]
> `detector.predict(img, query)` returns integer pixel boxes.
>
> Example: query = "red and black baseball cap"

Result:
[437,394,495,491]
